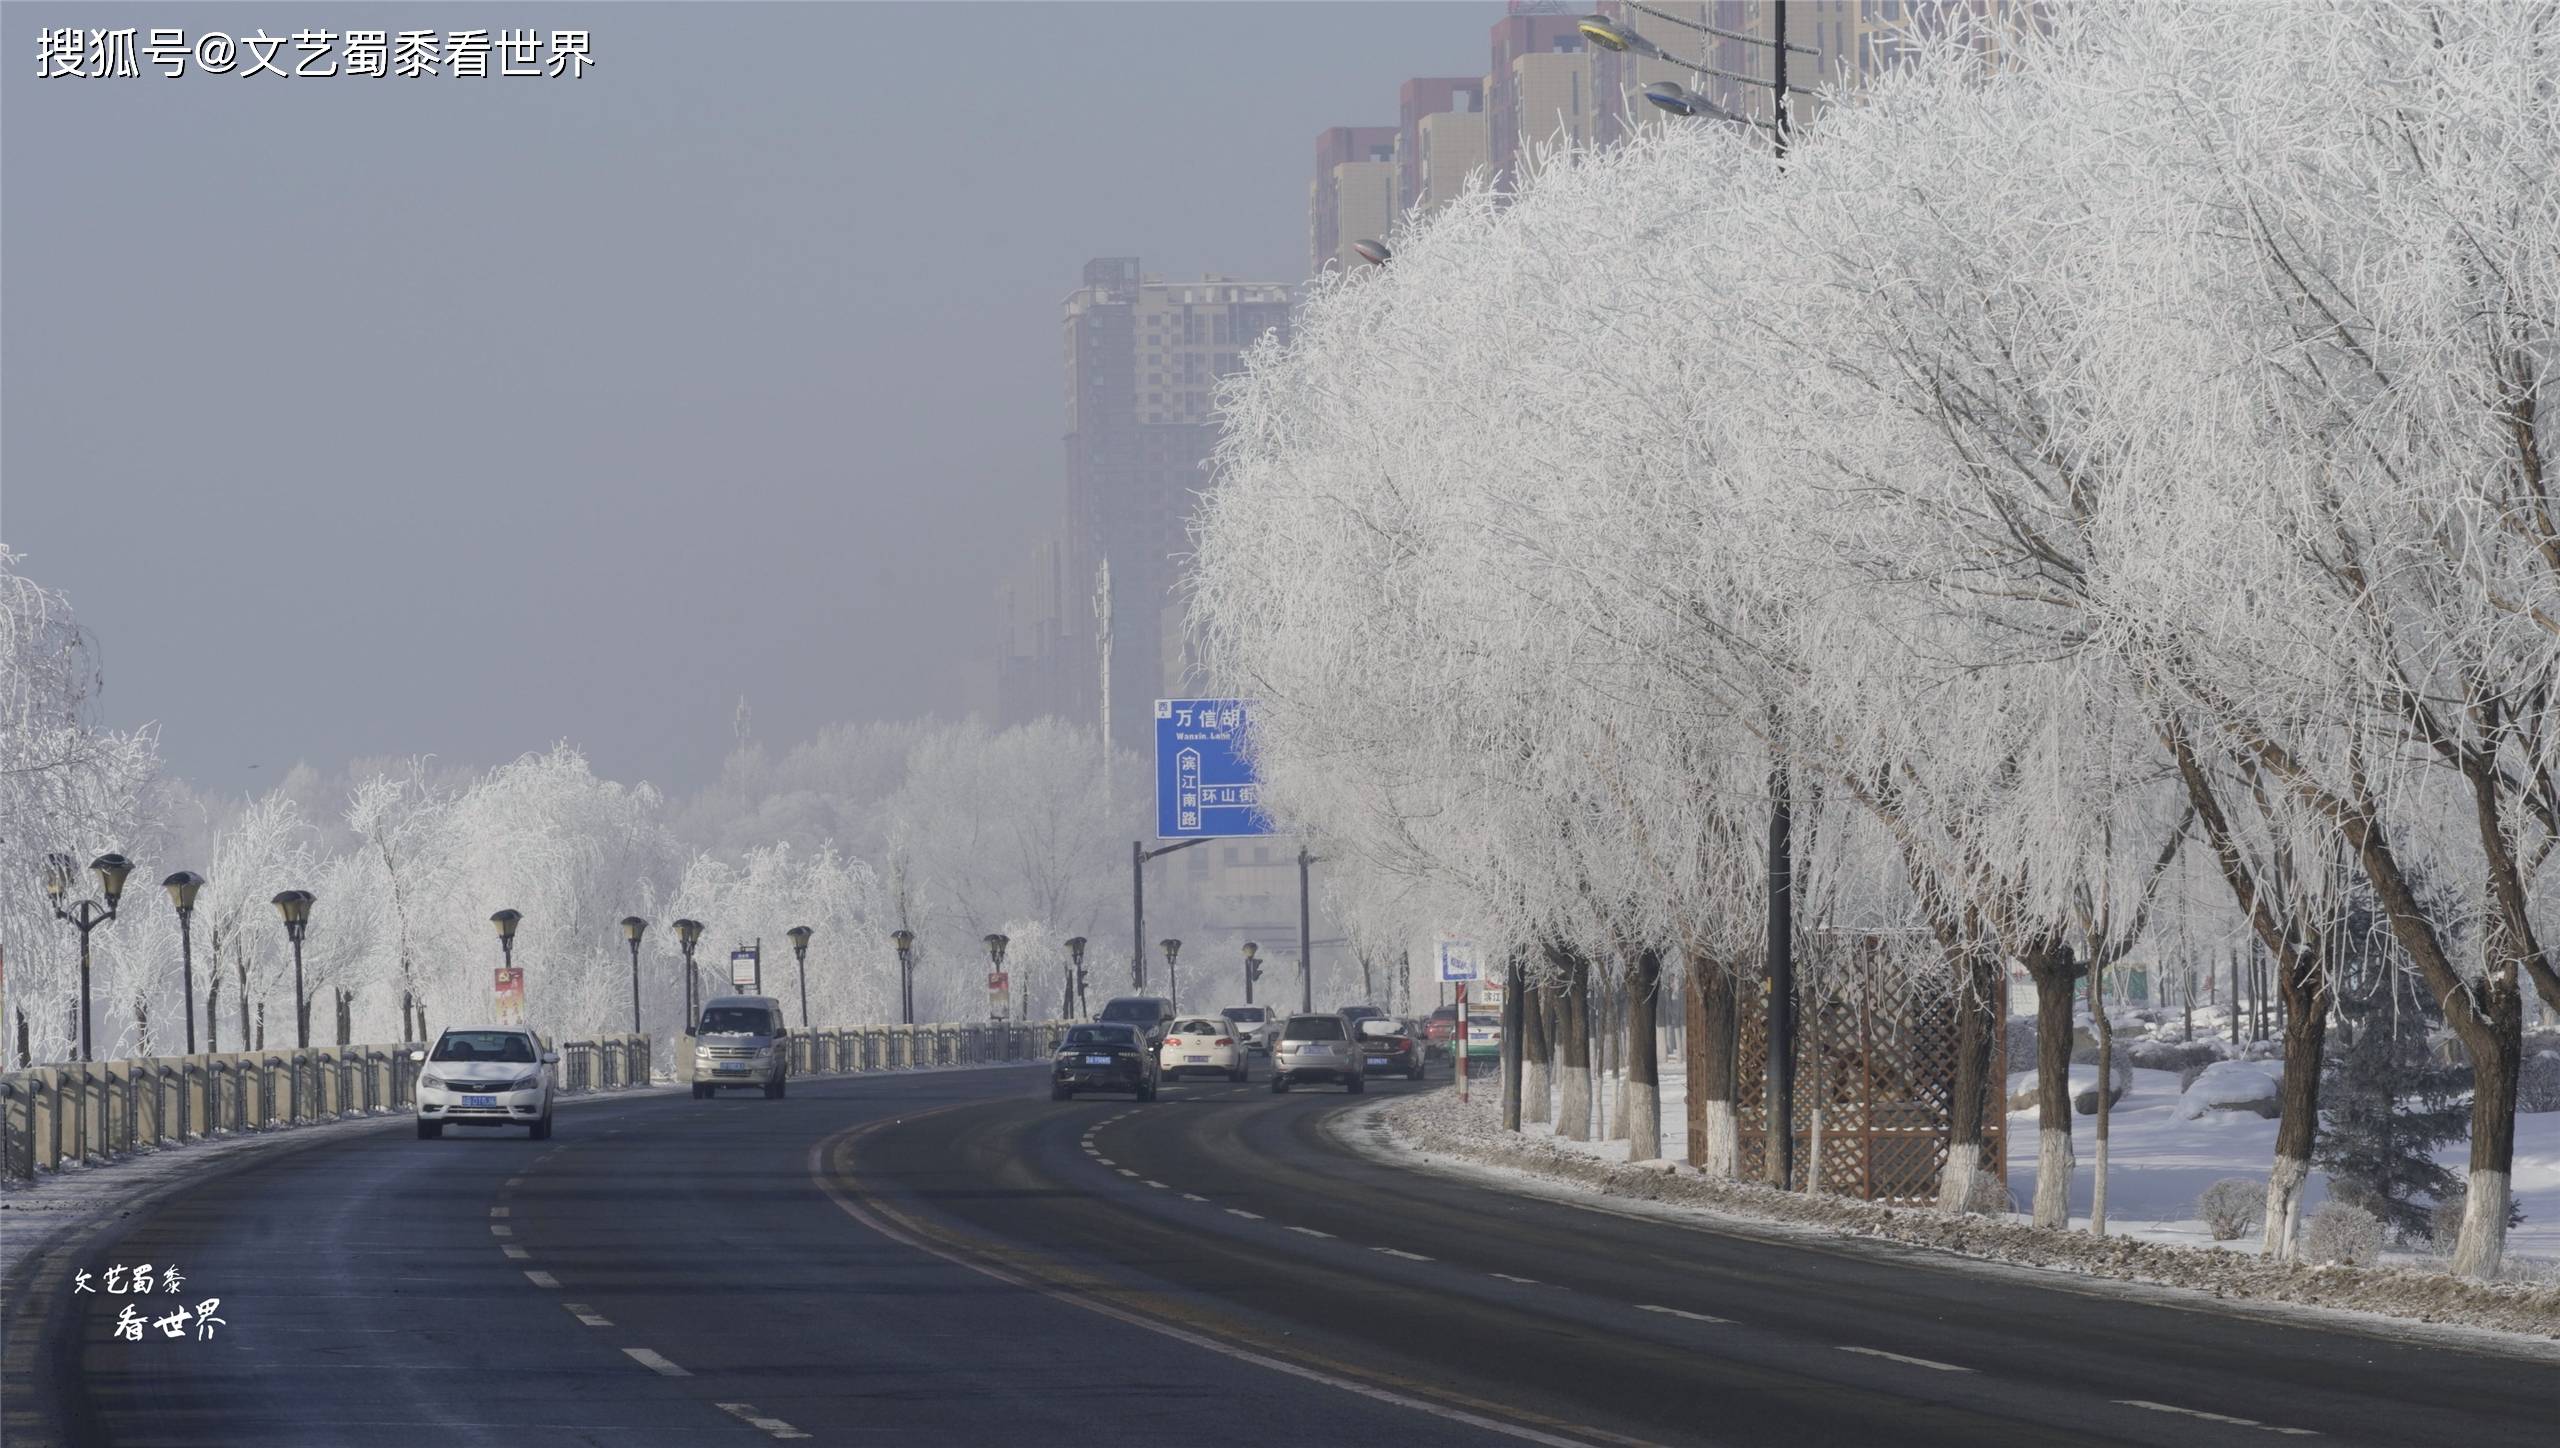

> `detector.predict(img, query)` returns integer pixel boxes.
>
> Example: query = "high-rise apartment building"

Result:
[1309,127,1399,275]
[1487,11,1592,188]
[1039,258,1290,756]
[1397,77,1487,211]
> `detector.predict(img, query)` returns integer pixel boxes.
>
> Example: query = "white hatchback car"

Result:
[413,1025,557,1139]
[1158,1016,1249,1083]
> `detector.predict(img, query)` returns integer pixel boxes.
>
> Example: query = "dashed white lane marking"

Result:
[1145,1179,1170,1189]
[1490,1273,1540,1285]
[718,1402,813,1441]
[1285,1226,1334,1239]
[1839,1346,1970,1373]
[489,1206,510,1218]
[624,1347,689,1377]
[563,1302,612,1327]
[1373,1247,1431,1261]
[490,1225,513,1238]
[502,1245,532,1260]
[1182,1193,1209,1202]
[1639,1304,1731,1324]
[1226,1208,1264,1220]
[1095,1156,1115,1165]
[523,1270,560,1289]
[1117,1169,1140,1178]
[2117,1401,2317,1436]
[506,1177,524,1187]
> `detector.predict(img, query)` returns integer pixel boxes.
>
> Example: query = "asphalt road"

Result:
[6,1059,2553,1447]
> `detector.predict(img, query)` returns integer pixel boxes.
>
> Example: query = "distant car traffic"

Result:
[1096,994,1177,1047]
[1463,1012,1504,1061]
[414,1025,556,1139]
[1054,1022,1158,1101]
[692,994,791,1099]
[1355,1017,1427,1081]
[1160,1016,1250,1082]
[1272,1013,1363,1094]
[1338,1004,1389,1031]
[1219,1004,1276,1055]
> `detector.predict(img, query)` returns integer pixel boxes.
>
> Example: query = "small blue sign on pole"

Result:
[1155,698,1273,838]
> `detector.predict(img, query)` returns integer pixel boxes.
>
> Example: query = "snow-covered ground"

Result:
[1512,1059,2560,1269]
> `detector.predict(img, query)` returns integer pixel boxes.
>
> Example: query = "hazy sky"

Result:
[2,1,1496,798]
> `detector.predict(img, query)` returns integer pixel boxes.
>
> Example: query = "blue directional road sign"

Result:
[1155,698,1274,839]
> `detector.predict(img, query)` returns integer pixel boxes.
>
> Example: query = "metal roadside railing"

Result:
[0,1033,656,1186]
[715,1020,1070,1087]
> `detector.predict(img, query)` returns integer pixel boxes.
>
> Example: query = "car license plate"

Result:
[463,1094,497,1107]
[1366,1057,1389,1068]
[1186,1055,1208,1063]
[1085,1055,1114,1066]
[717,1063,749,1073]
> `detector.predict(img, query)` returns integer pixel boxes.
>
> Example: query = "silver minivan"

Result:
[692,995,791,1099]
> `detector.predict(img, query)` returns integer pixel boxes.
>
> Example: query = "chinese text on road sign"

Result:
[1155,699,1272,839]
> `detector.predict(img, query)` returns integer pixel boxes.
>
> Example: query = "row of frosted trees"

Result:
[2,552,1140,1074]
[1191,0,2557,1278]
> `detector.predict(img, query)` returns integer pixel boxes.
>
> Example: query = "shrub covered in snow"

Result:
[2517,1052,2560,1114]
[2177,1060,2282,1120]
[2303,1201,2384,1267]
[2198,1178,2266,1241]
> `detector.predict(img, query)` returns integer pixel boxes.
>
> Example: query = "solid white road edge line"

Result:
[1838,1346,1970,1372]
[624,1347,689,1377]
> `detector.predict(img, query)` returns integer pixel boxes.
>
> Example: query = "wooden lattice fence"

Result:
[1734,954,2006,1204]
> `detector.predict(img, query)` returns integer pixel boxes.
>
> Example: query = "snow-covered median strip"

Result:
[1356,1085,2560,1345]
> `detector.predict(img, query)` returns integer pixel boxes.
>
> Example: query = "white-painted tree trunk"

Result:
[1703,1099,1737,1178]
[2032,1127,2073,1230]
[1557,1062,1592,1141]
[1936,1140,1982,1212]
[2261,1153,2309,1260]
[2450,1168,2510,1280]
[1523,1053,1551,1125]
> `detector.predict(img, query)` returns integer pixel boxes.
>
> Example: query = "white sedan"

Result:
[414,1025,557,1139]
[1158,1016,1250,1083]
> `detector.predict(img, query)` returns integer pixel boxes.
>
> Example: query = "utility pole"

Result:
[1132,838,1206,991]
[1298,848,1322,1013]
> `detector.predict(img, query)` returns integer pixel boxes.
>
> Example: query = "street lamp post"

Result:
[1297,848,1322,1013]
[1159,938,1182,1013]
[672,918,705,1033]
[1064,936,1089,1019]
[787,925,814,1028]
[1242,941,1260,1006]
[983,933,1009,1021]
[46,852,132,1063]
[489,909,522,1024]
[270,889,314,1049]
[891,928,916,1025]
[163,871,205,1055]
[620,917,649,1036]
